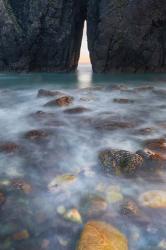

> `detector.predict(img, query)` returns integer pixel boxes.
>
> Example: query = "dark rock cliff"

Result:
[88,0,166,73]
[0,0,86,72]
[0,0,166,72]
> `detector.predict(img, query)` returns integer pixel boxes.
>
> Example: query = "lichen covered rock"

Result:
[99,149,143,176]
[45,96,74,107]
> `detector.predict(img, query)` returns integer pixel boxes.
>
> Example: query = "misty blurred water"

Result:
[0,65,166,250]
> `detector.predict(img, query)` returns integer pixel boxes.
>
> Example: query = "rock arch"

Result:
[0,0,166,72]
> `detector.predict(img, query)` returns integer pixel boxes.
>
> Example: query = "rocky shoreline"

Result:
[0,83,166,250]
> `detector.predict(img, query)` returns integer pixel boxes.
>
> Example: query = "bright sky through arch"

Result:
[79,22,90,64]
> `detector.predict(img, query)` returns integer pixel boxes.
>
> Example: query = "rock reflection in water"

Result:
[0,67,166,250]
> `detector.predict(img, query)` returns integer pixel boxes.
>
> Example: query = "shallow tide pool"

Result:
[0,65,166,250]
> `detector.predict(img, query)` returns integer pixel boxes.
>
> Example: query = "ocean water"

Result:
[0,64,166,250]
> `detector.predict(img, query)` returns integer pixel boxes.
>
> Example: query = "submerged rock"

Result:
[0,142,20,154]
[24,129,48,140]
[63,208,82,224]
[0,192,6,206]
[64,106,90,114]
[48,174,77,192]
[37,89,65,97]
[12,229,29,241]
[120,200,141,217]
[113,98,134,104]
[94,119,135,131]
[76,220,128,250]
[44,96,74,107]
[134,86,154,92]
[11,179,32,194]
[80,195,108,216]
[31,111,54,120]
[139,190,166,209]
[106,186,123,204]
[145,138,166,153]
[136,127,156,135]
[99,149,143,176]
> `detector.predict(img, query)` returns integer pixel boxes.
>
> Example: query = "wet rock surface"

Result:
[77,220,128,250]
[0,1,166,72]
[24,129,49,141]
[99,149,143,176]
[63,106,90,114]
[0,142,20,154]
[37,89,65,98]
[0,191,6,206]
[44,96,74,107]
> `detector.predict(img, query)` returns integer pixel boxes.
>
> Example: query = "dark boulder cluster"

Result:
[0,0,166,72]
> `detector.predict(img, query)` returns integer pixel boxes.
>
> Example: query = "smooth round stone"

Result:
[139,190,166,208]
[76,220,128,250]
[81,195,108,216]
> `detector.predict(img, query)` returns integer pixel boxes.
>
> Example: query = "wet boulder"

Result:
[12,229,30,241]
[63,106,90,114]
[0,192,6,207]
[37,89,65,97]
[44,96,74,107]
[94,119,135,131]
[0,142,20,154]
[113,98,135,104]
[134,86,154,92]
[80,195,108,217]
[24,129,49,141]
[121,200,140,216]
[144,138,166,154]
[31,111,55,120]
[99,149,143,176]
[76,220,128,250]
[139,190,166,209]
[11,179,32,194]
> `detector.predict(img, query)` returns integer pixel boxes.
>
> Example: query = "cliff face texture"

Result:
[0,0,166,72]
[0,0,86,71]
[88,0,166,72]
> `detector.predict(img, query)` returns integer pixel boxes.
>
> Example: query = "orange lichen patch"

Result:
[11,179,32,194]
[139,190,166,208]
[12,230,29,241]
[145,148,166,161]
[77,220,128,250]
[144,138,166,163]
[145,138,166,153]
[45,96,74,107]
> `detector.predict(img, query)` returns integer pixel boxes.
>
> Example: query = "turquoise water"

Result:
[0,65,166,250]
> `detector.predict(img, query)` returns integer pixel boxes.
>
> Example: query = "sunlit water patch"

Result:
[0,65,166,250]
